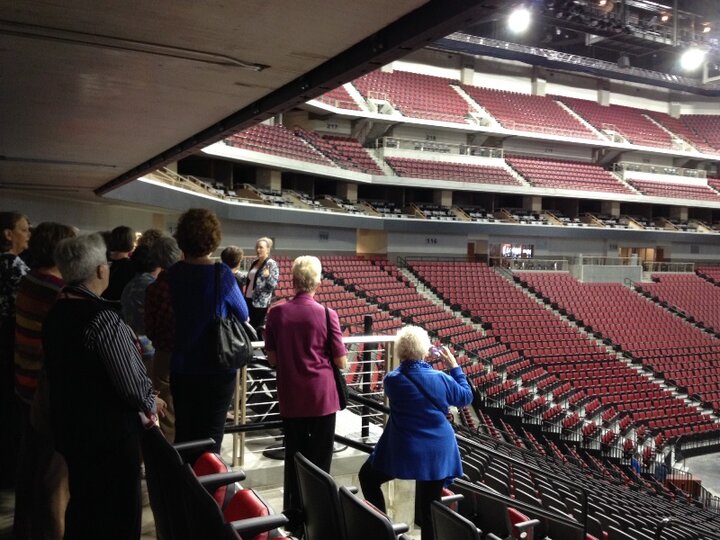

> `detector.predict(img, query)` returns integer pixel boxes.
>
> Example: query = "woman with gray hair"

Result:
[42,234,163,540]
[143,235,183,442]
[264,255,347,535]
[358,325,472,540]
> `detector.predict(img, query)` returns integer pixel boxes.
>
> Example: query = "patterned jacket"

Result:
[245,257,279,308]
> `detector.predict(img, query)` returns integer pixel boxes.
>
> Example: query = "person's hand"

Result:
[437,346,458,370]
[155,396,167,418]
[262,268,270,278]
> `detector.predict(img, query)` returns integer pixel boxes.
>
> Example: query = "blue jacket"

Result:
[369,361,473,482]
[167,262,248,374]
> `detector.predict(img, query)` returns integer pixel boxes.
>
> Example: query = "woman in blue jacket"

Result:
[359,325,473,540]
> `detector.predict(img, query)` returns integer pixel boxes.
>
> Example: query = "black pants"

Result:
[358,459,444,540]
[282,414,336,522]
[63,433,142,540]
[0,322,18,488]
[246,303,268,336]
[171,372,236,455]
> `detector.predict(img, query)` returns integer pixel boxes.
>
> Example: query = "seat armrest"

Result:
[173,438,217,455]
[515,518,542,536]
[197,471,247,492]
[485,534,503,540]
[440,493,464,505]
[391,522,409,534]
[230,514,289,538]
[346,485,359,495]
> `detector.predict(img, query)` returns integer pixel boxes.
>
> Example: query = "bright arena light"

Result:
[508,7,531,34]
[680,48,707,71]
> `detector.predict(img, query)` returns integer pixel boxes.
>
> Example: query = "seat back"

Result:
[507,507,535,540]
[193,452,235,507]
[431,501,481,540]
[223,488,272,540]
[294,452,344,540]
[179,464,241,540]
[338,486,399,540]
[141,425,190,540]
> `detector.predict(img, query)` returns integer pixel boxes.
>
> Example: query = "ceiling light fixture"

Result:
[508,7,532,34]
[680,47,707,71]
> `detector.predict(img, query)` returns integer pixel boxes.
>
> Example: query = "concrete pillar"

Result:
[601,201,620,217]
[668,102,682,119]
[433,190,453,208]
[460,64,475,85]
[523,196,542,213]
[337,182,358,202]
[669,206,688,221]
[597,82,610,106]
[531,67,547,97]
[256,168,282,191]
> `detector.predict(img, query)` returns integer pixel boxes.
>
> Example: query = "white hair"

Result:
[395,325,432,362]
[292,255,321,293]
[54,234,107,286]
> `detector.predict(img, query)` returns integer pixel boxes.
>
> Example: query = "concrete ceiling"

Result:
[0,0,494,196]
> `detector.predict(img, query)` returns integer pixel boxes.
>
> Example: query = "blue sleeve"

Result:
[222,266,249,321]
[444,367,473,408]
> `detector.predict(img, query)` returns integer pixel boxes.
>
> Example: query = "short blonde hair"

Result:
[256,237,273,251]
[292,255,321,293]
[395,325,432,362]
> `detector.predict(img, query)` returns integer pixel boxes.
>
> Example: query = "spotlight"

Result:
[680,47,707,71]
[508,7,532,33]
[702,23,711,34]
[660,13,670,23]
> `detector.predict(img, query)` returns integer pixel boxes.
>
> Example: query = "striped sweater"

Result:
[14,271,64,404]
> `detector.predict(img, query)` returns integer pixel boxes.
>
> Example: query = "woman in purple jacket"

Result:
[264,255,347,534]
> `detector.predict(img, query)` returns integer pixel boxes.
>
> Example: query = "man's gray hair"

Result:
[54,233,107,286]
[150,236,182,270]
[292,255,321,293]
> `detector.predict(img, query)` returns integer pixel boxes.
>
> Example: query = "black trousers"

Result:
[171,372,236,455]
[282,414,336,521]
[247,303,268,336]
[63,433,142,540]
[358,459,444,540]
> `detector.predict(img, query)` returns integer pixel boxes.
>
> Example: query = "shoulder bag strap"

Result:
[400,370,447,414]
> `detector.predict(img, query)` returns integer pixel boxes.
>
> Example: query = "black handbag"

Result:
[325,306,348,410]
[209,263,256,370]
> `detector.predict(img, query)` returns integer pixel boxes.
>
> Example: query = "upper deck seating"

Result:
[645,111,717,154]
[628,180,720,202]
[225,124,334,166]
[506,155,632,194]
[351,70,470,123]
[680,115,720,152]
[462,85,597,140]
[314,85,362,110]
[294,129,384,175]
[554,97,673,148]
[386,157,521,186]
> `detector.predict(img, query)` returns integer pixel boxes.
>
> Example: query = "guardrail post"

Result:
[361,314,374,439]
